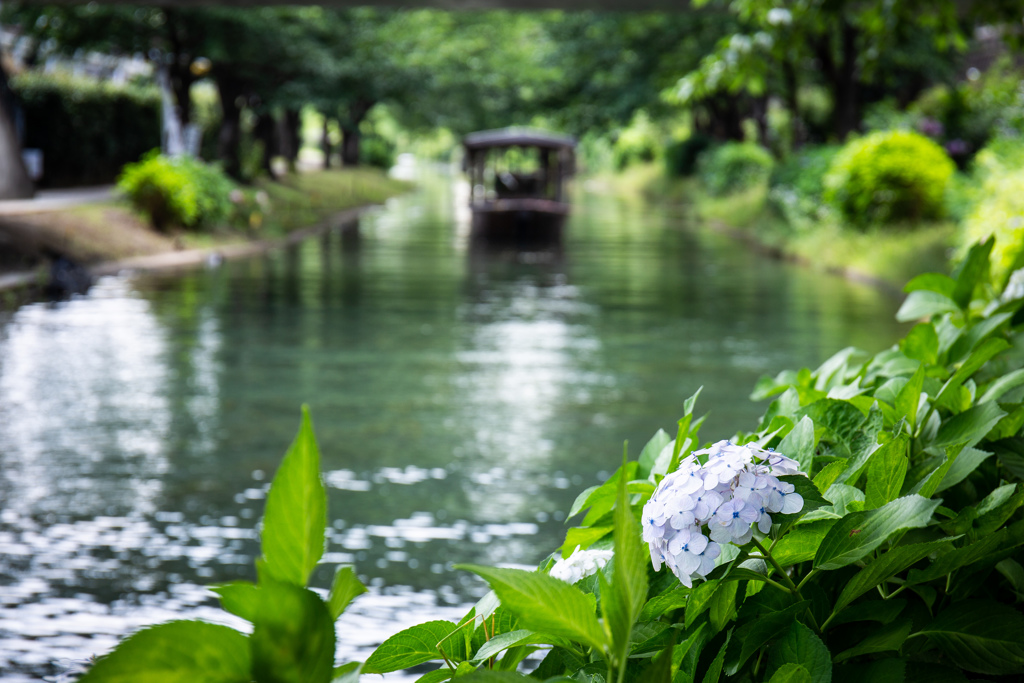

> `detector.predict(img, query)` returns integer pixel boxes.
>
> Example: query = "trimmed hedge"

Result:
[824,130,954,227]
[11,72,161,188]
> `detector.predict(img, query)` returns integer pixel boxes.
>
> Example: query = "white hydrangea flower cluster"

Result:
[642,440,804,587]
[549,546,614,584]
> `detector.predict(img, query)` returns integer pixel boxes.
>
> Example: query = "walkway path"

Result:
[0,186,115,216]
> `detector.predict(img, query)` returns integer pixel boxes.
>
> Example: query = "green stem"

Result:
[752,537,822,634]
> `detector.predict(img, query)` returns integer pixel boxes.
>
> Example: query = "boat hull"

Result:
[470,198,568,244]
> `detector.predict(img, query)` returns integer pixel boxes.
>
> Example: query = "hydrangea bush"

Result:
[78,238,1024,683]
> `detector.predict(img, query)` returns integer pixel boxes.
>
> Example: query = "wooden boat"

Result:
[462,127,576,242]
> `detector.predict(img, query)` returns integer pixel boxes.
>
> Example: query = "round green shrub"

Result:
[118,151,237,232]
[823,130,955,226]
[698,142,774,196]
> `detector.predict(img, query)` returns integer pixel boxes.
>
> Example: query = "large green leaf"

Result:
[895,366,925,429]
[814,496,940,571]
[261,406,327,587]
[777,416,816,473]
[638,428,673,478]
[865,435,909,510]
[951,237,993,309]
[831,537,954,617]
[979,368,1024,405]
[470,629,559,664]
[251,580,335,683]
[768,664,812,683]
[640,585,689,621]
[904,272,957,298]
[896,290,960,322]
[935,338,1010,410]
[900,325,939,366]
[933,402,1007,449]
[833,619,911,662]
[327,566,367,621]
[723,602,809,675]
[990,438,1024,479]
[78,621,250,683]
[455,565,607,652]
[772,520,837,566]
[935,447,991,493]
[916,600,1024,675]
[765,622,831,683]
[211,581,258,623]
[363,621,459,674]
[603,459,648,660]
[906,520,1024,587]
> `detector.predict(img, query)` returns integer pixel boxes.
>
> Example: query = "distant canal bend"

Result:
[0,169,907,680]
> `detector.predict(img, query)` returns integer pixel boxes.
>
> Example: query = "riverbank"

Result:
[0,168,412,302]
[595,163,954,292]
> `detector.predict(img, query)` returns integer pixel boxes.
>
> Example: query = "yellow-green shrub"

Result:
[118,152,237,232]
[824,130,954,227]
[962,168,1024,285]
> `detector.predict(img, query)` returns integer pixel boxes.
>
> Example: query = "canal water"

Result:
[0,169,907,680]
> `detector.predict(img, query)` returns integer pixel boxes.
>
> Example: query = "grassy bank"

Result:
[0,168,412,275]
[600,162,954,289]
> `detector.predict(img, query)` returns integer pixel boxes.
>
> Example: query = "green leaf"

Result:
[979,368,1024,404]
[935,338,1010,410]
[951,237,993,308]
[363,621,458,674]
[724,601,809,675]
[454,671,535,682]
[78,621,250,683]
[768,664,812,683]
[561,526,613,557]
[935,447,991,493]
[709,581,737,633]
[638,429,673,478]
[896,290,960,322]
[990,438,1024,479]
[906,520,1024,587]
[865,435,909,510]
[933,402,1007,449]
[900,325,939,365]
[333,661,362,683]
[701,632,730,683]
[251,580,335,683]
[812,460,847,493]
[766,622,831,683]
[830,600,907,628]
[413,669,454,683]
[640,628,675,683]
[211,581,258,623]
[261,406,327,587]
[455,565,607,653]
[916,600,1024,675]
[471,629,551,664]
[904,272,957,298]
[814,496,940,571]
[640,585,688,621]
[777,416,815,474]
[834,619,911,662]
[831,537,955,617]
[895,366,925,429]
[772,520,837,566]
[603,457,648,660]
[328,566,367,621]
[684,579,719,629]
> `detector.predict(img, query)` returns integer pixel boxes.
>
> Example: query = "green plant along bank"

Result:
[79,238,1024,682]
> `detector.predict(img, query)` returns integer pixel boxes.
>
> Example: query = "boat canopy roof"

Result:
[463,127,576,151]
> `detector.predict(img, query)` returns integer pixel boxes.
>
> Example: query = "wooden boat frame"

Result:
[462,127,576,241]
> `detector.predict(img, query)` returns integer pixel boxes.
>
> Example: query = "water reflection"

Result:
[0,172,908,679]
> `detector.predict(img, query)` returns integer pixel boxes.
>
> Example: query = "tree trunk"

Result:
[782,57,804,149]
[0,56,33,199]
[341,127,360,167]
[254,112,276,178]
[321,116,332,169]
[281,108,301,173]
[340,100,374,167]
[215,75,244,180]
[832,20,861,140]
